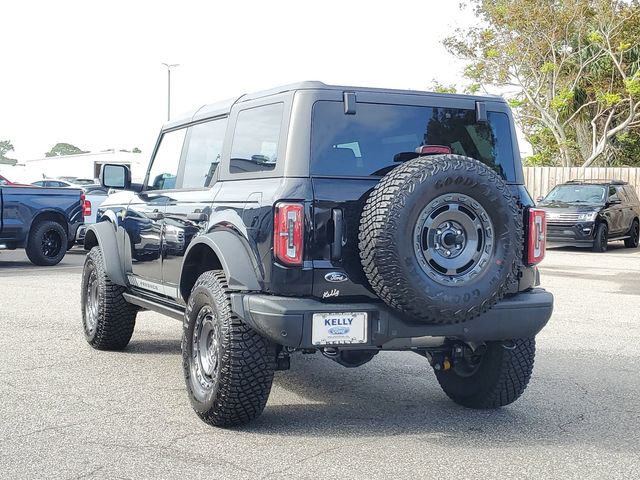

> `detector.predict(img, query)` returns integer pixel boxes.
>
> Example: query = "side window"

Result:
[147,128,187,190]
[181,118,228,189]
[608,185,619,202]
[229,103,283,174]
[616,186,628,202]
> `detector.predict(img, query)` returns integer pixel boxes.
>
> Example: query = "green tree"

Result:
[444,0,640,167]
[45,143,89,157]
[0,140,17,165]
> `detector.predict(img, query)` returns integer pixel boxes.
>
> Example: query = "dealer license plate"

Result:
[311,312,368,346]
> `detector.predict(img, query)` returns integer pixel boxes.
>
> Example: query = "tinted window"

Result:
[147,128,187,190]
[608,186,619,202]
[543,185,606,204]
[311,101,515,179]
[616,186,629,202]
[182,118,228,188]
[230,103,283,174]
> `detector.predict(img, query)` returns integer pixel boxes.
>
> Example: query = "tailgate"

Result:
[311,178,379,301]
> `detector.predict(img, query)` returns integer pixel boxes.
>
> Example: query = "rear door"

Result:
[606,185,625,234]
[309,99,518,300]
[162,116,228,300]
[124,127,187,295]
[618,185,636,233]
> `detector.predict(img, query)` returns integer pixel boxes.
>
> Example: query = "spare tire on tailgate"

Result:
[359,154,523,324]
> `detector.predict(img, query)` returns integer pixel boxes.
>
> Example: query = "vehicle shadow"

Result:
[547,243,632,254]
[242,351,638,453]
[125,339,182,355]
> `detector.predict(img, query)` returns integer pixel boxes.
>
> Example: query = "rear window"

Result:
[311,101,516,180]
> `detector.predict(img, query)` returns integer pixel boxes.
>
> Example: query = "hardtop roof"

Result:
[164,81,506,130]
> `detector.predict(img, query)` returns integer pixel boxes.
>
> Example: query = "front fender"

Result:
[84,221,127,286]
[181,230,262,292]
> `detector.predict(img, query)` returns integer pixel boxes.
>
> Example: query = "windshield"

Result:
[310,101,516,180]
[542,185,606,204]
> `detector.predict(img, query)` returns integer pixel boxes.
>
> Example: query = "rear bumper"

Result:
[75,224,87,243]
[230,288,554,349]
[69,221,83,244]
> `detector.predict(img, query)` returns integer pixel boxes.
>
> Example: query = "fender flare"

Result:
[180,230,262,294]
[84,221,127,286]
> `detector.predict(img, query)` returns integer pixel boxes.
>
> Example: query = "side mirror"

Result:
[607,198,621,205]
[101,164,131,190]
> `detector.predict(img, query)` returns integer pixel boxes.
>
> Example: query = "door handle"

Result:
[331,209,344,260]
[147,210,164,220]
[187,212,208,222]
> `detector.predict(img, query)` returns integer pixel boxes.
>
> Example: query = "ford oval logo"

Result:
[325,272,348,283]
[328,326,350,335]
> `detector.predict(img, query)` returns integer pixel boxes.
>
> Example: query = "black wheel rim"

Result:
[191,306,221,392]
[452,352,485,377]
[42,229,62,258]
[634,223,639,246]
[413,193,494,285]
[84,267,99,334]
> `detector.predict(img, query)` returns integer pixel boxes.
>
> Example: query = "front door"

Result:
[124,126,187,296]
[161,117,228,302]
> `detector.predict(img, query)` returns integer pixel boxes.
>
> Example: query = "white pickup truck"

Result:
[76,186,108,243]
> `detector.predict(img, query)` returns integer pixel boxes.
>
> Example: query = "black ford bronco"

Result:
[81,82,553,427]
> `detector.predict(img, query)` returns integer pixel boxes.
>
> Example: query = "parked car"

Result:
[80,81,553,427]
[0,174,29,187]
[538,180,640,252]
[31,179,74,188]
[0,184,83,265]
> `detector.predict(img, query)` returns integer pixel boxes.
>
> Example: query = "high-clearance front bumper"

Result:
[230,288,553,349]
[547,222,596,246]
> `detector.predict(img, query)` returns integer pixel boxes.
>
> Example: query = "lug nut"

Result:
[445,250,451,256]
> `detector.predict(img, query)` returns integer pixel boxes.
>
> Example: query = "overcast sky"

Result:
[1,0,487,161]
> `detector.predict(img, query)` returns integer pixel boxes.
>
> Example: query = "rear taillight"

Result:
[274,202,304,266]
[527,208,546,265]
[82,198,92,217]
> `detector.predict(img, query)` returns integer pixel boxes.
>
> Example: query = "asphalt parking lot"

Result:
[1,245,639,479]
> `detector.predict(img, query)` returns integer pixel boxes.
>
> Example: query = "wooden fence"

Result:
[523,167,640,200]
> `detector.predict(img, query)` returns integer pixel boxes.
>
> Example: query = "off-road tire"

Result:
[624,219,639,248]
[25,220,67,266]
[435,338,535,409]
[81,246,137,350]
[592,223,608,252]
[359,154,523,324]
[182,270,276,427]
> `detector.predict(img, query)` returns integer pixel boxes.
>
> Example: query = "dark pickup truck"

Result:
[0,185,83,265]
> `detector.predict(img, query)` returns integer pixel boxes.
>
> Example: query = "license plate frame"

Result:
[311,312,368,346]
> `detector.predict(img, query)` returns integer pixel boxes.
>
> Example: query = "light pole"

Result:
[161,63,179,121]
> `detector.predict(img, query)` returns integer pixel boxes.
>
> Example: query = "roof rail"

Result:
[565,179,628,185]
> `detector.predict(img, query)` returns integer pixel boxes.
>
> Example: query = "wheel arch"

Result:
[179,230,262,301]
[29,209,68,237]
[83,221,127,286]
